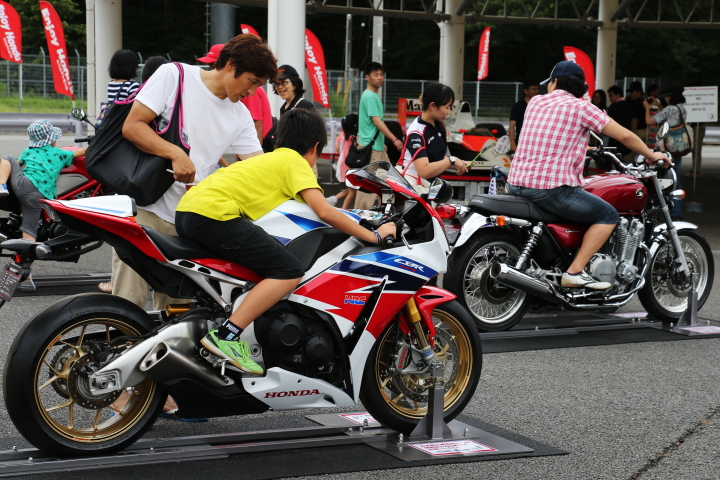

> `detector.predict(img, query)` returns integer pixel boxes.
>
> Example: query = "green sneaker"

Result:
[200,330,264,375]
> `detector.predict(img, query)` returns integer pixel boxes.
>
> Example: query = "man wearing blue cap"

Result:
[506,61,667,290]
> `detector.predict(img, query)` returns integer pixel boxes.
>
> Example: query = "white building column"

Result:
[267,0,305,116]
[596,0,619,91]
[372,1,383,64]
[89,0,122,118]
[438,0,465,100]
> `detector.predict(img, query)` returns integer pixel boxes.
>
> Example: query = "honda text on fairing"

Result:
[442,123,713,331]
[0,161,481,455]
[0,109,105,263]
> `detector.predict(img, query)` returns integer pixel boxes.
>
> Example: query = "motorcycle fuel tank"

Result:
[583,174,647,214]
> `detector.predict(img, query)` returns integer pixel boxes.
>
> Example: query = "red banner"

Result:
[304,29,330,109]
[0,1,22,63]
[240,24,259,37]
[40,1,74,99]
[563,46,594,101]
[477,27,490,81]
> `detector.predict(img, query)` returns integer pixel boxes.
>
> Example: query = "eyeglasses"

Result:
[274,79,290,87]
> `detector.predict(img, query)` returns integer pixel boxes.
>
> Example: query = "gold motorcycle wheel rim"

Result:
[374,309,473,419]
[33,318,157,443]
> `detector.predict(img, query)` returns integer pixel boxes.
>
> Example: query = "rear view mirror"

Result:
[71,108,86,121]
[656,121,670,141]
[427,179,453,204]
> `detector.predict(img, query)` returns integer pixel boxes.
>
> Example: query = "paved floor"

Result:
[0,147,718,479]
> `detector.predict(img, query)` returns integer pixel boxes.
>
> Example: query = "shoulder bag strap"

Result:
[401,132,427,179]
[675,105,692,151]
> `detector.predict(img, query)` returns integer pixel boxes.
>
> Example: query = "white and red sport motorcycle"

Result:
[0,161,481,456]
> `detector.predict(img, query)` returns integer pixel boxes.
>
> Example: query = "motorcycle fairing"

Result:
[252,200,356,245]
[53,195,136,218]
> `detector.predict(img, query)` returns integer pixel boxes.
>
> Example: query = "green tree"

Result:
[10,0,85,59]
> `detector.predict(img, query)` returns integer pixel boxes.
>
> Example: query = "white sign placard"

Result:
[683,86,718,123]
[339,413,378,425]
[409,439,498,456]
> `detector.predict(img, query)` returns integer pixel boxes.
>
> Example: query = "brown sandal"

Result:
[98,282,112,293]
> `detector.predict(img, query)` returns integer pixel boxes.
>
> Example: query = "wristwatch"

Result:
[449,156,456,167]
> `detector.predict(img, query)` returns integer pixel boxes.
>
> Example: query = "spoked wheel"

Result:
[639,230,714,323]
[360,300,482,433]
[445,231,530,331]
[4,294,165,455]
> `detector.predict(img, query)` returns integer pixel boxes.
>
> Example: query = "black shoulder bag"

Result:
[344,130,379,169]
[85,63,189,206]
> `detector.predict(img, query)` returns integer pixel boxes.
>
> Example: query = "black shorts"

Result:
[175,211,305,280]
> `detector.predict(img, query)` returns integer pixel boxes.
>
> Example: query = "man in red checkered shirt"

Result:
[507,61,667,290]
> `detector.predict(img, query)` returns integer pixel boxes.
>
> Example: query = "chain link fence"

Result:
[1,53,87,103]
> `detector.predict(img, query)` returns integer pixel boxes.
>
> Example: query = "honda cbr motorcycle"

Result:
[0,109,104,262]
[442,125,714,331]
[0,161,481,455]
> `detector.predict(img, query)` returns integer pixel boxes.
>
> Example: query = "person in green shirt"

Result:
[175,109,396,375]
[0,119,86,242]
[354,62,404,210]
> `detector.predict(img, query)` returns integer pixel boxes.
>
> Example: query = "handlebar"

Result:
[74,136,93,143]
[382,235,395,248]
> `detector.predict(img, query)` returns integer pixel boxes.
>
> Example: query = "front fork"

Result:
[651,175,690,275]
[402,298,437,364]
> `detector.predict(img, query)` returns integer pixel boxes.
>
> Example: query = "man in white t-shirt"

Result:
[116,34,277,310]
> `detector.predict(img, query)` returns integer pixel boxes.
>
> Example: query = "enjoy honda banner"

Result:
[477,27,490,81]
[0,1,22,63]
[305,29,330,109]
[40,1,74,99]
[563,46,594,100]
[240,24,259,37]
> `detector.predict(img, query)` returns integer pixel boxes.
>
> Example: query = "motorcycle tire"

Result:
[3,293,166,456]
[360,299,482,434]
[445,230,531,331]
[638,229,714,323]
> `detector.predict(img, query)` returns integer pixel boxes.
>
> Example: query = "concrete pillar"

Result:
[85,0,96,117]
[438,0,465,100]
[210,3,235,45]
[596,0,619,91]
[93,0,122,114]
[267,0,305,116]
[372,1,383,64]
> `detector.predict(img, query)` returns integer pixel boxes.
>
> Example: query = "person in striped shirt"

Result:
[107,49,140,102]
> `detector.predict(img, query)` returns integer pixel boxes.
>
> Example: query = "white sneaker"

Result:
[0,183,8,197]
[561,271,611,290]
[325,195,338,206]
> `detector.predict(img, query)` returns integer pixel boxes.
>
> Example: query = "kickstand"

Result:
[408,362,452,441]
[677,272,700,327]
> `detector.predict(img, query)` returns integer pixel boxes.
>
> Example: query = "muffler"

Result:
[489,262,569,306]
[139,341,233,387]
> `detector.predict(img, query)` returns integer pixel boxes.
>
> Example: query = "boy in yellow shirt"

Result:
[176,109,395,374]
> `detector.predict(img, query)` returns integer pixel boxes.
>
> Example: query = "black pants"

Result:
[175,211,305,280]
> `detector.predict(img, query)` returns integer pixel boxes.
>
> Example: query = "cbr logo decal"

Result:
[344,295,367,305]
[265,389,320,398]
[395,259,425,272]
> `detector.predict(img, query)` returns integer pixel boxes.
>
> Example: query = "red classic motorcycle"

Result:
[442,124,714,331]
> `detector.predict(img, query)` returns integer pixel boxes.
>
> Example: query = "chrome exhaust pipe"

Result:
[489,262,570,307]
[139,341,233,387]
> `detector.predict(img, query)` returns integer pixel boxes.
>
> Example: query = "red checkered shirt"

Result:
[507,89,610,189]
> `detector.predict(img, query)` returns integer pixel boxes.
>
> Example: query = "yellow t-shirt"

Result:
[176,148,322,221]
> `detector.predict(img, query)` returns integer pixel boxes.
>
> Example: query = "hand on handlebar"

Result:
[377,222,396,242]
[646,151,673,168]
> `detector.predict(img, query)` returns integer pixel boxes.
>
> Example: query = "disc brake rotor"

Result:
[48,345,83,399]
[66,355,121,409]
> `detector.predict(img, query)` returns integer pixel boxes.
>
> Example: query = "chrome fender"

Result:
[453,212,494,249]
[649,221,698,256]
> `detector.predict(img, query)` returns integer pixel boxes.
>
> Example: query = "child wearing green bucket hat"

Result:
[0,119,87,242]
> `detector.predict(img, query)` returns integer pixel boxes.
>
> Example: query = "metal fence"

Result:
[1,53,87,103]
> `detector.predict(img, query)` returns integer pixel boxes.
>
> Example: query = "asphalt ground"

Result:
[0,147,718,479]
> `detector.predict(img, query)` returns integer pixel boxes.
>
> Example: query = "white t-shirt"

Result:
[135,63,261,223]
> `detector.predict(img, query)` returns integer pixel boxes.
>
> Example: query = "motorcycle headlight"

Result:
[656,167,676,193]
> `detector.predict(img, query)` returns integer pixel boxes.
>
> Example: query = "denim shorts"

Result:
[175,211,305,280]
[506,184,618,226]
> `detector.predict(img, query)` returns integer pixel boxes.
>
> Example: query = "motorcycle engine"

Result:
[254,303,336,375]
[587,254,617,287]
[588,218,644,287]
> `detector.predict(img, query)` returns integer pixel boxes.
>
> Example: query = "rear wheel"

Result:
[639,230,714,323]
[360,300,482,433]
[445,231,530,331]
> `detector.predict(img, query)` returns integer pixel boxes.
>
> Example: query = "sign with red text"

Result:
[0,1,22,63]
[477,27,490,80]
[563,46,594,101]
[304,29,330,109]
[40,1,74,99]
[240,24,259,37]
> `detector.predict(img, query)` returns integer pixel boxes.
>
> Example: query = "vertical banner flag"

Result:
[0,1,22,63]
[240,24,259,37]
[39,1,74,99]
[304,29,331,109]
[563,46,594,100]
[477,27,490,81]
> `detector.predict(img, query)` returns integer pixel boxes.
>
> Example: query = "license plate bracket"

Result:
[0,262,23,302]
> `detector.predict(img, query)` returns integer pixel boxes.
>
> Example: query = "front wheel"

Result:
[3,294,166,455]
[638,230,714,323]
[445,231,531,331]
[360,300,482,433]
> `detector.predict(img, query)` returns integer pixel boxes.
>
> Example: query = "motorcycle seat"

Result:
[143,227,218,260]
[468,194,566,224]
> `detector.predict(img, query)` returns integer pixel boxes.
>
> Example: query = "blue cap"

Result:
[27,119,63,148]
[540,60,585,85]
